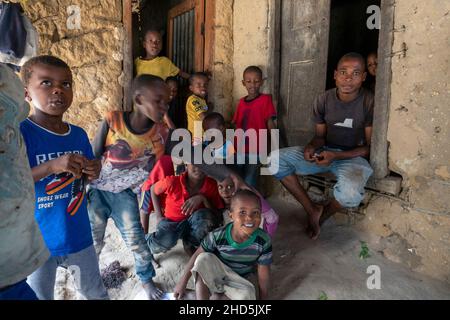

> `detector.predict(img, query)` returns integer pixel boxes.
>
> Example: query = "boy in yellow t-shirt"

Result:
[134,29,190,80]
[186,72,209,145]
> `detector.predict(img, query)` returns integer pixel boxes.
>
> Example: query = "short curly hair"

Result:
[131,74,166,99]
[243,66,263,78]
[230,189,261,210]
[20,55,71,86]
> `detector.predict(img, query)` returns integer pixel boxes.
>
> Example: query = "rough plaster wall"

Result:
[387,0,449,181]
[210,0,234,120]
[21,0,125,138]
[232,0,272,115]
[357,0,450,282]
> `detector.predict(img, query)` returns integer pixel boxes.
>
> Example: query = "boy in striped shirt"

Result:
[174,190,272,300]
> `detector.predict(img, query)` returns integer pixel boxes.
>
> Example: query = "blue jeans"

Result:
[27,245,109,300]
[147,209,218,254]
[236,154,260,188]
[268,146,373,208]
[87,188,155,283]
[0,279,38,300]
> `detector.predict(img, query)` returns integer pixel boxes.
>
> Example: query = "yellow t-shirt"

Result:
[135,56,180,80]
[186,94,208,143]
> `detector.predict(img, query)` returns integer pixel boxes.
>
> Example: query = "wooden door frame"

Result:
[370,0,394,179]
[273,0,399,193]
[167,0,215,73]
[123,0,133,111]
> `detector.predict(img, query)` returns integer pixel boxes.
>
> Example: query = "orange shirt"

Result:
[154,172,224,222]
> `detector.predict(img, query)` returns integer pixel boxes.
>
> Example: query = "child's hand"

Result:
[304,145,316,162]
[50,154,86,179]
[83,159,102,181]
[173,281,187,300]
[181,195,205,216]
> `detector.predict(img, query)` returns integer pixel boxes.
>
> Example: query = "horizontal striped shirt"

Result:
[201,223,272,277]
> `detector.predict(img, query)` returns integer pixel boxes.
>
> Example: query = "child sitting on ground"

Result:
[174,189,272,300]
[19,55,108,300]
[146,164,224,257]
[217,177,279,237]
[232,66,277,188]
[135,29,189,80]
[186,72,210,145]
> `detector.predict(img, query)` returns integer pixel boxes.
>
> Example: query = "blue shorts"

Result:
[268,146,373,208]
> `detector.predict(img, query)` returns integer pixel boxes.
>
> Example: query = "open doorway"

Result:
[132,0,186,128]
[125,0,214,128]
[278,0,399,193]
[326,0,380,90]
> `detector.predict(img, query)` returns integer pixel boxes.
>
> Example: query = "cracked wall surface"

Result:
[355,0,450,283]
[21,0,124,138]
[209,0,234,120]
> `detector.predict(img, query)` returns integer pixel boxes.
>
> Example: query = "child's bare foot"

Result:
[319,205,334,226]
[307,204,324,240]
[143,280,164,300]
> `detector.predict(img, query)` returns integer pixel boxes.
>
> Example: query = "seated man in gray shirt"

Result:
[269,52,374,240]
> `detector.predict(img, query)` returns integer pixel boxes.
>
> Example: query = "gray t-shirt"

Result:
[0,63,49,288]
[313,88,374,150]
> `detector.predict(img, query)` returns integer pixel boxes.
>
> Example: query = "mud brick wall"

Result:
[21,0,125,138]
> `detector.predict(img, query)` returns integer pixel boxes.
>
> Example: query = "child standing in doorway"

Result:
[135,29,190,80]
[186,72,210,145]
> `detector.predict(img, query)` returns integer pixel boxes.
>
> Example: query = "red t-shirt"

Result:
[153,172,224,222]
[233,94,277,154]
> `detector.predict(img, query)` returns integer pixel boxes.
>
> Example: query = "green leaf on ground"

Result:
[359,241,371,260]
[318,291,328,300]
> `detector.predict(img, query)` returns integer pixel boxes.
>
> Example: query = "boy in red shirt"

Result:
[146,164,224,256]
[233,66,277,188]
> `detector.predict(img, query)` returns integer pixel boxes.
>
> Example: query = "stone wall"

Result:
[355,0,450,283]
[209,0,234,120]
[21,0,125,138]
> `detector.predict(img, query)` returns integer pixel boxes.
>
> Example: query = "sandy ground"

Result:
[54,198,450,300]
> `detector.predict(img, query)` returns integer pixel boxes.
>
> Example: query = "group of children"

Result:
[10,28,280,301]
[7,27,378,301]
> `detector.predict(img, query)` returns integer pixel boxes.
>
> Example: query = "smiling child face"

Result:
[230,194,261,239]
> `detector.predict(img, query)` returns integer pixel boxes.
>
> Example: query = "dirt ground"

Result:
[54,198,450,300]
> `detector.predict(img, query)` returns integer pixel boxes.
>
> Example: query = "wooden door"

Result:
[279,0,331,147]
[167,0,214,73]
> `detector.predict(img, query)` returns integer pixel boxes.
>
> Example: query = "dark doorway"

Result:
[131,0,188,129]
[326,0,380,90]
[130,0,214,129]
[132,0,184,62]
[277,0,397,189]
